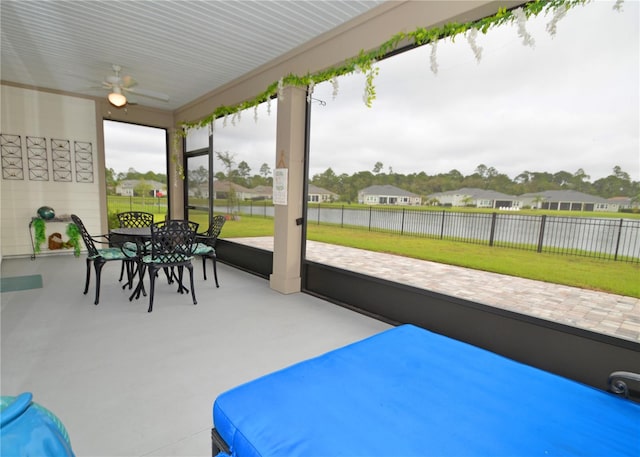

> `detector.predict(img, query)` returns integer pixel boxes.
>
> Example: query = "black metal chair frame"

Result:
[194,215,226,287]
[142,220,199,313]
[116,211,154,285]
[71,214,135,305]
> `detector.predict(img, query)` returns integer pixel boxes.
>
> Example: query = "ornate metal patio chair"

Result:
[192,215,226,287]
[117,211,154,229]
[71,214,135,305]
[115,211,154,284]
[141,219,198,313]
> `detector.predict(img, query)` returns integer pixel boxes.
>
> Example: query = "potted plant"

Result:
[65,223,81,257]
[33,218,46,254]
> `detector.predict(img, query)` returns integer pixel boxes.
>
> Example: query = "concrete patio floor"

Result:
[1,239,638,456]
[1,254,390,456]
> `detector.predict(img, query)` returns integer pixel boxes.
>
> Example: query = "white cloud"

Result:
[104,120,167,174]
[309,1,639,181]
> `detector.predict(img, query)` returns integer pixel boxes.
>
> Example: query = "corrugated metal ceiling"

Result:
[1,0,385,110]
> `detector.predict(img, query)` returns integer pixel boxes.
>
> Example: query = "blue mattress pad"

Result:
[213,324,640,457]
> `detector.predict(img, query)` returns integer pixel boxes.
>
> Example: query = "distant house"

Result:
[213,180,253,200]
[428,188,519,209]
[358,185,421,206]
[608,196,635,210]
[519,190,615,212]
[308,184,338,203]
[115,179,166,197]
[251,185,273,201]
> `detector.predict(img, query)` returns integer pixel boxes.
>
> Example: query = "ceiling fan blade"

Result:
[73,85,107,95]
[66,73,104,85]
[125,87,169,102]
[121,75,137,88]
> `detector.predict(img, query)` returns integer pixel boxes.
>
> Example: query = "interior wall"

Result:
[1,85,100,258]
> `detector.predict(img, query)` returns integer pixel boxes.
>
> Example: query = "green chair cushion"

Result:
[192,243,215,256]
[122,241,151,255]
[89,248,129,261]
[142,254,193,264]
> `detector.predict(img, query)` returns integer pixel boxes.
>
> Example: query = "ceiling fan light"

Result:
[108,91,127,107]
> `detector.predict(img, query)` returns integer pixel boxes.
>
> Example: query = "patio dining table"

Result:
[110,226,193,302]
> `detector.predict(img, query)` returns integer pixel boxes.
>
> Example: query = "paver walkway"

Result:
[231,237,640,343]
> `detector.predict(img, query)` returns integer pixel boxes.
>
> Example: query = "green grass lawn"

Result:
[217,215,639,298]
[104,196,638,298]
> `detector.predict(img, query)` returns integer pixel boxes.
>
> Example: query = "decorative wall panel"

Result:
[26,136,49,181]
[51,139,72,182]
[0,133,24,180]
[74,141,93,183]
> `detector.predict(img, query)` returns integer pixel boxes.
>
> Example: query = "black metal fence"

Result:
[301,205,640,263]
[108,196,639,263]
[107,195,168,214]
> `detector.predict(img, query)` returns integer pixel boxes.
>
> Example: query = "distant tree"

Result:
[514,171,532,185]
[528,172,554,192]
[461,196,474,207]
[249,174,272,187]
[592,166,635,198]
[446,169,464,182]
[312,168,339,191]
[105,167,117,195]
[215,150,236,177]
[134,180,153,206]
[215,150,239,214]
[475,164,488,178]
[188,165,209,198]
[552,171,573,188]
[259,163,272,179]
[339,170,374,201]
[238,161,251,183]
[142,171,167,183]
[613,165,630,181]
[487,173,515,194]
[531,195,546,209]
[373,162,383,174]
[572,168,591,192]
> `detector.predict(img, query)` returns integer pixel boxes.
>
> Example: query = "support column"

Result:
[269,85,307,294]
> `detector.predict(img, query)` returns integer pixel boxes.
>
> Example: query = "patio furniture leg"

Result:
[93,258,106,305]
[129,263,147,301]
[120,260,136,290]
[175,266,189,294]
[202,257,207,281]
[212,257,219,288]
[147,265,157,313]
[188,264,197,305]
[83,258,92,295]
[201,254,219,287]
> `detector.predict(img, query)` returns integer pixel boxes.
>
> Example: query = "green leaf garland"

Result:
[177,0,602,138]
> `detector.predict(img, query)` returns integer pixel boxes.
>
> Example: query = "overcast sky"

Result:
[105,0,639,182]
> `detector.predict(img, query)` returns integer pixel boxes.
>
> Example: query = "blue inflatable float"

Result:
[0,392,75,456]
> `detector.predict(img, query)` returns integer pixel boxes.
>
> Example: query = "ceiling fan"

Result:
[101,64,170,107]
